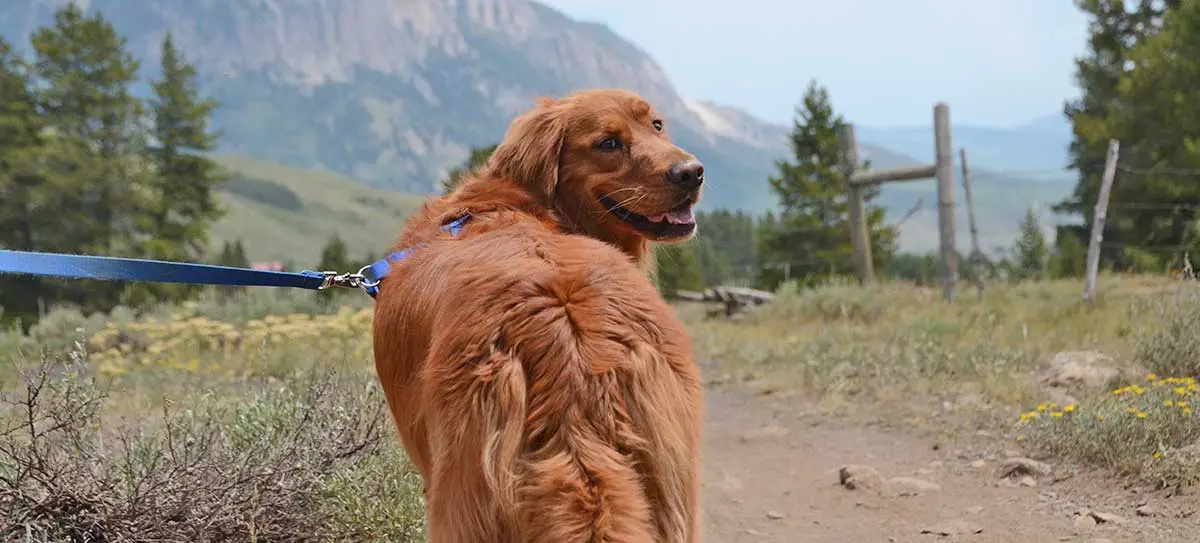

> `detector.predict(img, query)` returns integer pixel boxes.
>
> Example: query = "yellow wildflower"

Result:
[1064,404,1076,413]
[1137,412,1148,419]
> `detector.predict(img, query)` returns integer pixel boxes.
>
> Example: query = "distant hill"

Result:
[210,156,427,266]
[0,0,1080,254]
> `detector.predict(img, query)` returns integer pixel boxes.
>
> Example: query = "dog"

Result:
[372,88,705,542]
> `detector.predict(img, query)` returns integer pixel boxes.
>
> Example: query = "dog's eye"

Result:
[597,137,622,151]
[652,120,663,132]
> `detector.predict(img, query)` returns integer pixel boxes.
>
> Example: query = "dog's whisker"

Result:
[599,193,648,217]
[595,187,641,206]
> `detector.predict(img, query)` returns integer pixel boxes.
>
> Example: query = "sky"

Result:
[539,0,1090,129]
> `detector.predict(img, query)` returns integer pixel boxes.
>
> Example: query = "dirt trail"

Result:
[700,389,1196,543]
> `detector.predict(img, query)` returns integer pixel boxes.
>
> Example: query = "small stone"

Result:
[838,464,884,491]
[1073,514,1097,531]
[1136,504,1158,517]
[766,510,784,520]
[969,459,987,469]
[1089,510,1126,525]
[883,476,942,497]
[965,505,985,515]
[1018,475,1038,487]
[998,457,1053,478]
[920,520,983,536]
[744,528,764,536]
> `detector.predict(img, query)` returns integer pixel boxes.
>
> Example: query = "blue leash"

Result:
[0,214,471,300]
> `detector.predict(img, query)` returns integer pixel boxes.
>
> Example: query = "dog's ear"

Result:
[487,98,565,205]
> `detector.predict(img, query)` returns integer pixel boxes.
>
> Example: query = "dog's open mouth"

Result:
[600,195,697,239]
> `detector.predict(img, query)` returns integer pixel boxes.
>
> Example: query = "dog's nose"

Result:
[666,159,705,190]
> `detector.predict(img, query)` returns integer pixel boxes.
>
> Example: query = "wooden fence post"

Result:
[1083,139,1120,307]
[959,148,985,299]
[933,103,957,301]
[838,122,874,284]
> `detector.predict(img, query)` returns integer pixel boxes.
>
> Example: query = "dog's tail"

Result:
[485,291,658,543]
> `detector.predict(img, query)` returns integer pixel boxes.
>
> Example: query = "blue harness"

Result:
[0,214,472,300]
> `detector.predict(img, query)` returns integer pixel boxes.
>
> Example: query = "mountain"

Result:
[855,113,1074,174]
[685,101,1076,254]
[0,0,1078,255]
[0,0,792,212]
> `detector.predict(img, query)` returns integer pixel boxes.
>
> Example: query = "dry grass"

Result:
[0,289,424,542]
[685,275,1168,409]
[682,272,1200,488]
[2,272,1198,539]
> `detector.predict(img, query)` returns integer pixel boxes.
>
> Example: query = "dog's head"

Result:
[486,88,704,252]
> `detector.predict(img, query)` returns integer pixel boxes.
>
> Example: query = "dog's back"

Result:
[373,204,703,542]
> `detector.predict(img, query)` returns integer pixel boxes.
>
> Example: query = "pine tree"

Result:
[0,36,49,325]
[30,5,146,312]
[1049,229,1087,278]
[315,233,350,298]
[1055,0,1181,271]
[758,80,895,290]
[144,32,225,260]
[1012,207,1049,281]
[318,233,350,273]
[440,144,498,194]
[654,243,704,297]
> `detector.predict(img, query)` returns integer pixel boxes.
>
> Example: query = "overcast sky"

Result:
[540,0,1089,128]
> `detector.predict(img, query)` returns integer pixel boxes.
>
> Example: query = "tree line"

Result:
[0,5,225,325]
[1057,0,1200,273]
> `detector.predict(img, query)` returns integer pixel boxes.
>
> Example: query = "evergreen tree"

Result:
[30,5,146,312]
[317,232,350,273]
[1055,0,1184,271]
[441,144,498,194]
[1012,207,1049,281]
[654,243,704,297]
[1049,229,1087,278]
[316,233,350,298]
[758,80,895,290]
[126,33,225,305]
[144,32,225,260]
[0,36,49,325]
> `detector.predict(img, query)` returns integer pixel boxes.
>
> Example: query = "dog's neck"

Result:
[448,176,652,268]
[570,223,650,268]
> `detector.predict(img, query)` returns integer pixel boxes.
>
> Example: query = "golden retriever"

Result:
[372,88,705,542]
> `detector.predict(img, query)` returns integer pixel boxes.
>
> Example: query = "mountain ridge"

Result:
[0,0,1078,253]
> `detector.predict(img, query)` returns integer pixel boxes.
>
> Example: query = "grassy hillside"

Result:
[209,155,429,267]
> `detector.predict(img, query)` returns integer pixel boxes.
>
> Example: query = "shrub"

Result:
[1020,373,1200,489]
[0,351,425,541]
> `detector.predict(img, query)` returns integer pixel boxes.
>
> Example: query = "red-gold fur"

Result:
[372,88,705,542]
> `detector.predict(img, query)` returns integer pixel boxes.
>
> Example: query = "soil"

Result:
[700,388,1199,542]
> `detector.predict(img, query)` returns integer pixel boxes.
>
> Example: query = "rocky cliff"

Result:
[1,0,805,210]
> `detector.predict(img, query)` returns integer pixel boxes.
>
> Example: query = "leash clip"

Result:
[316,270,370,291]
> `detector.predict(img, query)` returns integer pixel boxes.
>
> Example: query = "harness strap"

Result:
[359,214,472,298]
[0,214,472,299]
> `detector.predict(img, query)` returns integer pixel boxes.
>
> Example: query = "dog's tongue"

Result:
[648,208,695,225]
[665,208,695,225]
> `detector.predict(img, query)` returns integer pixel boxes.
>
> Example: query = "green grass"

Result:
[209,155,429,266]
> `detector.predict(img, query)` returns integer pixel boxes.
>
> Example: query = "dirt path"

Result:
[700,389,1197,542]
